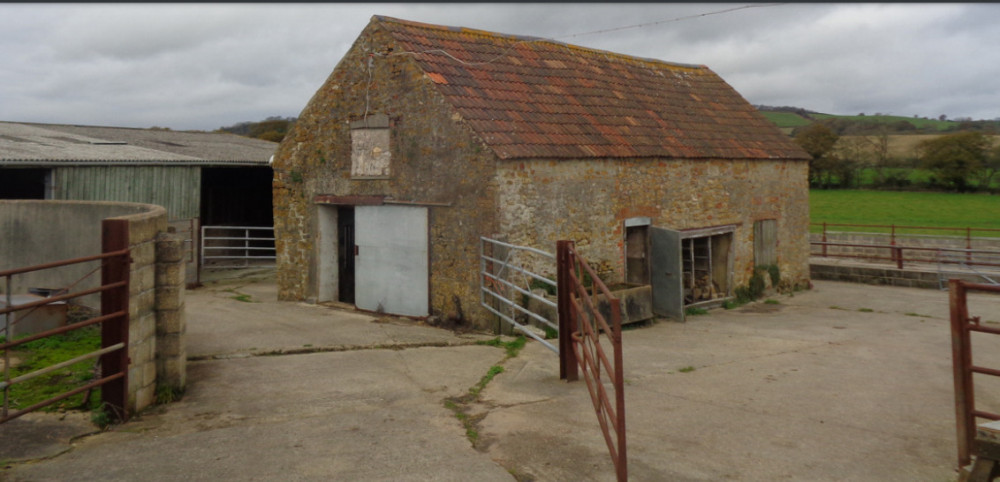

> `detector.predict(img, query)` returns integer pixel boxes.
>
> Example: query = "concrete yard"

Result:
[4,273,1000,481]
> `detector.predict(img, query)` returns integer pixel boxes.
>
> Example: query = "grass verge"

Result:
[4,322,102,414]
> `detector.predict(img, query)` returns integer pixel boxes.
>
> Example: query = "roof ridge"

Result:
[0,120,209,133]
[372,15,707,72]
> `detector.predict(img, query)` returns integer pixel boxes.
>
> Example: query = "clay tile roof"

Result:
[374,16,808,161]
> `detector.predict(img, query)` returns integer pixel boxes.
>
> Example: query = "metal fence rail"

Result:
[812,222,1000,270]
[201,225,275,269]
[479,237,559,353]
[950,279,1000,468]
[1,219,130,424]
[812,222,1000,239]
[557,240,627,482]
[812,241,1000,271]
[938,251,1000,288]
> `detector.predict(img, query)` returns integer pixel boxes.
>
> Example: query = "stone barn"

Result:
[272,16,811,327]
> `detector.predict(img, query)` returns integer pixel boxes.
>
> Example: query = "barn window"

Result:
[754,219,778,266]
[350,114,391,179]
[624,217,651,285]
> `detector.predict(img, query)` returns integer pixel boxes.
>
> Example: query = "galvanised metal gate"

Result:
[479,237,559,352]
[1,219,130,424]
[200,225,275,269]
[480,236,628,480]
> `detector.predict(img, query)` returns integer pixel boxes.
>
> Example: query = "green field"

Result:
[810,113,958,131]
[809,189,1000,235]
[759,110,961,131]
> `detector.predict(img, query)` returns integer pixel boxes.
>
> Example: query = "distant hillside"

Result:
[755,105,1000,136]
[217,116,296,142]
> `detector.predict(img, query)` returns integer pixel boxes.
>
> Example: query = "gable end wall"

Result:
[272,22,500,326]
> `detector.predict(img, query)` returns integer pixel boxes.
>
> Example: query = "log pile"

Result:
[692,274,719,301]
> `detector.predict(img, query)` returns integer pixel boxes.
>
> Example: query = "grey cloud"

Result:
[2,3,1000,130]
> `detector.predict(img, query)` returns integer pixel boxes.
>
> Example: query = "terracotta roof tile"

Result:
[374,16,809,161]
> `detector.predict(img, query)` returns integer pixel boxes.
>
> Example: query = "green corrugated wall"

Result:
[54,166,201,220]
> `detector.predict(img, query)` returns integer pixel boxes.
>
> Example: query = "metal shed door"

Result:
[354,205,429,317]
[650,226,684,322]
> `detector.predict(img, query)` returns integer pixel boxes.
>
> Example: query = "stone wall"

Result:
[497,158,812,290]
[272,22,812,329]
[810,262,989,289]
[272,22,500,325]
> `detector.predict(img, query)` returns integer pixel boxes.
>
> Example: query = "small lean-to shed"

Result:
[272,16,811,327]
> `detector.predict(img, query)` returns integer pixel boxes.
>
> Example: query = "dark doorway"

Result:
[681,231,733,305]
[625,224,650,285]
[0,168,49,199]
[200,167,273,226]
[337,206,355,303]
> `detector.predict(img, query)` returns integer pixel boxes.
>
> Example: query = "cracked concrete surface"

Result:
[5,272,1000,481]
[3,272,514,481]
[474,281,1000,481]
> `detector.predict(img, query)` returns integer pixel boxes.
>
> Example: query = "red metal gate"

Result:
[557,240,627,481]
[1,219,130,424]
[950,279,1000,468]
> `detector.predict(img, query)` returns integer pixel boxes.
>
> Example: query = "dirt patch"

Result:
[0,354,21,371]
[737,303,784,314]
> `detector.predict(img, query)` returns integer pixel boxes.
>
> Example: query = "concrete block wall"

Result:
[809,262,989,289]
[155,232,187,390]
[110,206,169,412]
[0,200,186,415]
[810,263,941,289]
[0,200,151,301]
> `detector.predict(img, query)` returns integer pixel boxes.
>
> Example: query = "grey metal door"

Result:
[354,205,429,317]
[650,226,684,322]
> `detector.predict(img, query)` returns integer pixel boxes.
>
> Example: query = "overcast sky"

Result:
[1,3,997,131]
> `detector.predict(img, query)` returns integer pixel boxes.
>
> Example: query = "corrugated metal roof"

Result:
[374,16,809,161]
[0,122,276,166]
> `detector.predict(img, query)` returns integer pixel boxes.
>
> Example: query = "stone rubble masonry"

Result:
[496,158,811,290]
[155,232,187,390]
[272,21,812,330]
[273,23,500,326]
